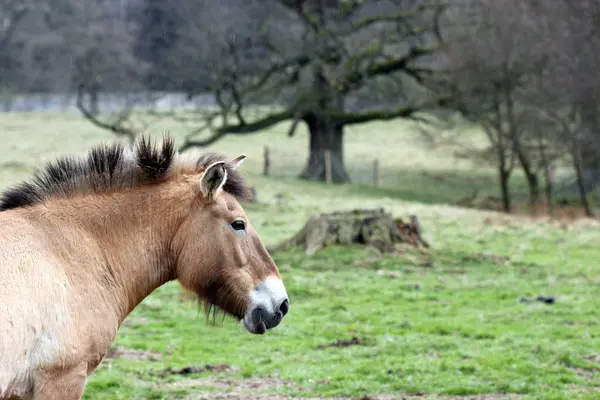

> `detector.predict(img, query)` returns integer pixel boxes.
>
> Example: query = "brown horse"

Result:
[0,136,289,400]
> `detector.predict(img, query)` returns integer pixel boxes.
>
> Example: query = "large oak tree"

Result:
[81,0,448,183]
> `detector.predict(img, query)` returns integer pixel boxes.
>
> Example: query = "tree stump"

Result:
[269,208,430,255]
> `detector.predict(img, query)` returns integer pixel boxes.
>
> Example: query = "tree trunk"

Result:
[89,85,99,116]
[544,166,554,217]
[512,144,540,207]
[573,149,594,217]
[499,166,512,213]
[299,113,350,183]
[494,133,512,213]
[580,98,600,172]
[524,170,540,207]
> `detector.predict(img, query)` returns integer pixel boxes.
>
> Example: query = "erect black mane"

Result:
[0,135,252,211]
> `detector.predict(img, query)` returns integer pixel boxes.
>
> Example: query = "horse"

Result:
[0,136,289,400]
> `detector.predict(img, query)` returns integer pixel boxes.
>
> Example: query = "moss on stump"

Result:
[269,208,430,255]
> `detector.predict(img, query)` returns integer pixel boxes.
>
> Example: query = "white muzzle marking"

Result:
[243,276,289,334]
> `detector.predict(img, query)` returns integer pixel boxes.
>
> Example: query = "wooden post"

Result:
[547,163,555,217]
[263,146,270,176]
[324,150,332,184]
[373,159,380,187]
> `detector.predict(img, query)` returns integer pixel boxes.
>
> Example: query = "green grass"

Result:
[0,112,599,399]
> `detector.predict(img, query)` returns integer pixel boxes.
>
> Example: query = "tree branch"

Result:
[179,108,296,151]
[342,2,447,34]
[0,2,30,52]
[277,0,320,32]
[368,45,438,76]
[244,54,311,93]
[76,84,136,142]
[337,44,440,93]
[333,98,446,125]
[287,112,302,137]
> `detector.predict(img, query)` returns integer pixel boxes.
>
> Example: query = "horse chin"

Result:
[212,301,246,322]
[240,276,289,335]
[242,312,267,335]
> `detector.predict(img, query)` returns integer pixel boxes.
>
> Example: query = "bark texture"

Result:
[299,117,350,183]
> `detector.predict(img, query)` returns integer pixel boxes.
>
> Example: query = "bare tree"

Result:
[438,0,600,216]
[0,0,31,52]
[81,0,449,183]
[439,0,558,212]
[0,0,34,99]
[0,0,143,121]
[558,1,600,216]
[525,0,600,216]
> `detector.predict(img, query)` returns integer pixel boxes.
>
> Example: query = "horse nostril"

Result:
[279,299,289,317]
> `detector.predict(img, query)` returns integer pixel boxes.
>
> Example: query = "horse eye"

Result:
[231,220,246,231]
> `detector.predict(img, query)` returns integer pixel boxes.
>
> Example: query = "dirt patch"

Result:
[568,384,600,394]
[409,396,524,400]
[105,346,162,362]
[187,390,524,400]
[188,397,518,400]
[376,269,403,278]
[167,376,298,394]
[171,375,525,400]
[316,336,366,349]
[573,367,596,381]
[153,364,238,378]
[457,252,511,266]
[189,395,524,400]
[585,354,600,363]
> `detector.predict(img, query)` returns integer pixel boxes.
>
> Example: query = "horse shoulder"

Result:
[0,214,85,396]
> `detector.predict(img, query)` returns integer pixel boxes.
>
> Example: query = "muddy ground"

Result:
[169,376,525,400]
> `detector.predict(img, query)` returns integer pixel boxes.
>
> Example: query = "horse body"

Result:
[0,137,289,400]
[0,214,82,398]
[0,194,165,399]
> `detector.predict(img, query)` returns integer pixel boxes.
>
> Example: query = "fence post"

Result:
[324,150,332,184]
[547,162,555,217]
[263,146,270,176]
[373,159,380,187]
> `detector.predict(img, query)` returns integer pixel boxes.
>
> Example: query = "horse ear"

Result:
[229,154,246,170]
[199,161,227,200]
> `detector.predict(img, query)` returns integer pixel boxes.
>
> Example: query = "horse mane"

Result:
[0,135,252,211]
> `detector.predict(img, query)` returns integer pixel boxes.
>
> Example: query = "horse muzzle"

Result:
[242,276,289,335]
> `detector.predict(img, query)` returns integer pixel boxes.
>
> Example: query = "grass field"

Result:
[0,112,599,400]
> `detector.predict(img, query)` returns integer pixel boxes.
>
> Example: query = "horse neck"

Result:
[39,184,192,323]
